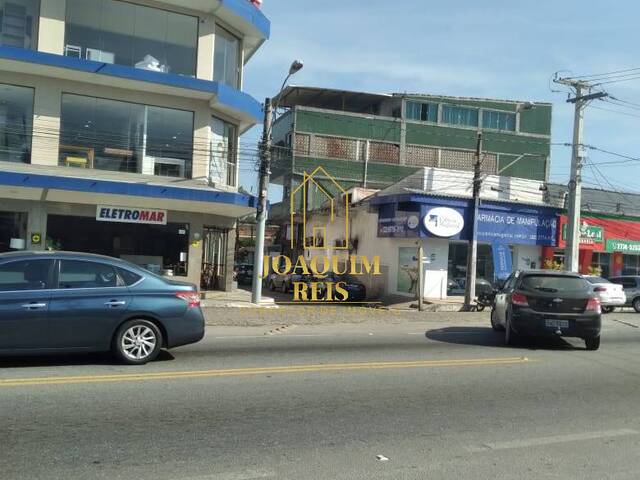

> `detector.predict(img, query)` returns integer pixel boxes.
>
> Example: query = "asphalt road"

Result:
[2,312,640,479]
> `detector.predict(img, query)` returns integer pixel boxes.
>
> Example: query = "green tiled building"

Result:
[269,86,552,250]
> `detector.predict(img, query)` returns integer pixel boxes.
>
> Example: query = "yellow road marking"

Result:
[0,356,534,387]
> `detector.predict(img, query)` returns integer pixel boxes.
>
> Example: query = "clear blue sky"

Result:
[240,0,640,199]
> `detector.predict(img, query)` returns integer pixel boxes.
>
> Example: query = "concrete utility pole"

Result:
[553,78,607,272]
[251,97,273,305]
[463,132,483,310]
[251,60,304,305]
[417,244,424,312]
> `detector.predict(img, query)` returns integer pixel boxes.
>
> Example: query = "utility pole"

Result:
[553,77,608,272]
[251,97,273,305]
[463,132,483,311]
[417,244,424,312]
[250,61,303,305]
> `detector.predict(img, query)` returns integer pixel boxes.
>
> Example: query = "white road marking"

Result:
[213,334,332,339]
[179,470,275,480]
[468,428,638,452]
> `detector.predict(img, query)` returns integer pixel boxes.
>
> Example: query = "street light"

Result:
[251,60,304,305]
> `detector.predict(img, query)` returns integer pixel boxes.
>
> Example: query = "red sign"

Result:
[558,215,640,252]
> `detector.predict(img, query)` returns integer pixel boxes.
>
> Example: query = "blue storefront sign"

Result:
[476,209,557,246]
[492,243,513,280]
[375,195,559,247]
[377,212,420,237]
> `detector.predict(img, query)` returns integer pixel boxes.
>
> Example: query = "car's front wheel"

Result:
[585,336,601,351]
[633,297,640,313]
[113,319,163,365]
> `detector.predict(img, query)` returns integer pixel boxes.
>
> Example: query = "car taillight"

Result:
[594,287,607,292]
[586,297,601,313]
[176,291,201,308]
[511,292,529,307]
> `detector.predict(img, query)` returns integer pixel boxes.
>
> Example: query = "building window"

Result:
[406,101,437,122]
[214,25,240,89]
[47,215,191,277]
[0,83,33,164]
[592,252,611,278]
[210,116,238,187]
[0,0,39,49]
[442,105,479,127]
[59,94,194,178]
[64,0,198,77]
[0,211,27,252]
[483,110,516,131]
[623,254,640,276]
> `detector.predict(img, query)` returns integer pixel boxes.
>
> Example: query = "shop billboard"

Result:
[97,205,167,225]
[376,195,559,246]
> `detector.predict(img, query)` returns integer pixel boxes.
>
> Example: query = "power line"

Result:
[561,67,640,81]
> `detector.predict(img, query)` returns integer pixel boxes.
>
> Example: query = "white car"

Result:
[584,276,627,313]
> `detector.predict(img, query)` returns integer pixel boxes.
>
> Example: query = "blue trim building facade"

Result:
[368,192,561,299]
[0,0,269,289]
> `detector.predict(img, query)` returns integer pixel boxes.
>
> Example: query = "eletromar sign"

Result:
[423,207,465,237]
[96,206,167,225]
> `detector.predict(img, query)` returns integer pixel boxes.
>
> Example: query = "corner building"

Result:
[0,0,270,289]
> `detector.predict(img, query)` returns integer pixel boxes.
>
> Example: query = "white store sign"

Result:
[96,205,167,225]
[423,207,465,237]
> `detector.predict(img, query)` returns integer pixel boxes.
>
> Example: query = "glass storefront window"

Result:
[0,0,39,49]
[210,116,238,187]
[447,243,495,294]
[214,26,240,89]
[59,94,194,178]
[64,0,197,77]
[592,252,611,278]
[0,83,33,163]
[623,254,640,276]
[0,211,26,252]
[47,215,190,277]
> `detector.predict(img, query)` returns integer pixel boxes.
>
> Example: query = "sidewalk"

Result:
[202,305,489,327]
[200,288,277,308]
[201,288,466,312]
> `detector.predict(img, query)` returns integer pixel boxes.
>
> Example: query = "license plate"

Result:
[545,319,569,328]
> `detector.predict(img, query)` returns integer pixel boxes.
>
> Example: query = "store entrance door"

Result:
[201,227,228,290]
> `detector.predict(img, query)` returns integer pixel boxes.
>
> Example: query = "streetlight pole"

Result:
[251,60,304,305]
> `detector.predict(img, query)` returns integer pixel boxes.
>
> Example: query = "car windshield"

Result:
[521,275,589,293]
[585,277,610,284]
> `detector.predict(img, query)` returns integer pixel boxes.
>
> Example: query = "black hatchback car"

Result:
[0,251,205,364]
[491,270,601,350]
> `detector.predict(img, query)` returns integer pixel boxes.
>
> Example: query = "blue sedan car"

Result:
[0,251,205,364]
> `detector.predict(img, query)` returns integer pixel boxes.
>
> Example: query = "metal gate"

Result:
[201,227,229,290]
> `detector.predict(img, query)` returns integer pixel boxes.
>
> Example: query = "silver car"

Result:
[609,276,640,312]
[583,276,626,313]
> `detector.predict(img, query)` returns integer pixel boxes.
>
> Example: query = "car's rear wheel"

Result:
[490,308,504,331]
[633,297,640,313]
[602,306,614,314]
[505,312,518,346]
[113,319,162,365]
[585,336,601,351]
